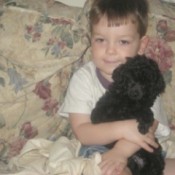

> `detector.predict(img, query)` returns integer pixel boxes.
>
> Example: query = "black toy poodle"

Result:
[91,54,165,175]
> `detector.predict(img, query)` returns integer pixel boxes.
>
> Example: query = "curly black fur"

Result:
[91,55,165,175]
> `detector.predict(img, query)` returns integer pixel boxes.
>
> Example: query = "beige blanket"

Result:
[4,135,175,175]
[6,137,102,175]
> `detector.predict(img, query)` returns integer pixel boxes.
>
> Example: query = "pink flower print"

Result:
[144,37,174,73]
[20,121,38,139]
[156,19,175,42]
[47,38,56,46]
[32,32,41,42]
[25,23,42,42]
[44,37,66,57]
[164,30,175,42]
[33,80,51,99]
[50,18,73,25]
[169,124,175,130]
[42,98,59,116]
[51,41,66,57]
[8,138,27,158]
[156,19,168,35]
[26,25,33,34]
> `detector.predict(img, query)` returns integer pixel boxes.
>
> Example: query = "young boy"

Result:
[59,0,175,174]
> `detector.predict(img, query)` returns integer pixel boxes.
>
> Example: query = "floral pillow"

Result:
[0,1,89,172]
[146,0,175,128]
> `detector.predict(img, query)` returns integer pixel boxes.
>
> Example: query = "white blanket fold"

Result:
[7,137,102,175]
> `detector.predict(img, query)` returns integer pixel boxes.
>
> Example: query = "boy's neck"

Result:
[96,68,112,89]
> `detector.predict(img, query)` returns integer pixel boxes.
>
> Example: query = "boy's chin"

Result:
[100,70,113,81]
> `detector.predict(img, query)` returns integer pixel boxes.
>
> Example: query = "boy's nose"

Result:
[106,42,116,55]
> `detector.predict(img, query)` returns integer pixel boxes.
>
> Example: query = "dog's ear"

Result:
[112,65,121,82]
[148,58,166,97]
[112,63,126,83]
[112,57,133,82]
[154,72,166,94]
[111,65,128,94]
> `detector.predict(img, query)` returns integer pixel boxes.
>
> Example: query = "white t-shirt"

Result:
[59,61,170,138]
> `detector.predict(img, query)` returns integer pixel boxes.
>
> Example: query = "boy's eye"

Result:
[119,40,130,45]
[95,38,105,42]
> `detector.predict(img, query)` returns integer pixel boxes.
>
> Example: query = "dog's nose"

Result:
[128,83,143,100]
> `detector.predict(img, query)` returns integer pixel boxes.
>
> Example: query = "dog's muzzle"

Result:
[128,83,143,100]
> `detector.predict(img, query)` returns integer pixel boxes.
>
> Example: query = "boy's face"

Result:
[91,15,147,82]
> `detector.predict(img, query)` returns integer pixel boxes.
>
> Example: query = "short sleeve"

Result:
[59,62,105,117]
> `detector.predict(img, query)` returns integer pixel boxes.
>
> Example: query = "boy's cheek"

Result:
[92,44,106,55]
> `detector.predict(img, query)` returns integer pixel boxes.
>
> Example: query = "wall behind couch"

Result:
[55,0,86,7]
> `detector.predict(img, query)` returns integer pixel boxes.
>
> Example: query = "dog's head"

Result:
[111,55,165,106]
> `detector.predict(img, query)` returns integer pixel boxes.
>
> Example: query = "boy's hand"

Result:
[121,120,158,152]
[99,139,134,175]
[99,146,128,175]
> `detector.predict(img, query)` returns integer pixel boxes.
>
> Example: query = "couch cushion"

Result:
[0,1,89,172]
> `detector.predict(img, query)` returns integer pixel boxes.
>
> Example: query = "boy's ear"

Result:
[138,35,149,55]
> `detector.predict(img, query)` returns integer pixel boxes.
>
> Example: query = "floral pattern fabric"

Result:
[145,2,175,136]
[0,0,175,173]
[0,0,89,172]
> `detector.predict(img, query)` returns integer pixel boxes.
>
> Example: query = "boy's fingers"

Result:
[100,161,117,175]
[99,157,126,175]
[145,135,158,148]
[115,162,126,174]
[140,136,158,152]
[141,142,154,152]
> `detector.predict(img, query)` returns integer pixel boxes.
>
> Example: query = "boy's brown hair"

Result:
[89,0,149,37]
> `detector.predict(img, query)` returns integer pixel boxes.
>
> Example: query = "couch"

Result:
[0,0,175,174]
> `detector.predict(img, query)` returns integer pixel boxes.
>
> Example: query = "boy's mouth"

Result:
[103,59,125,66]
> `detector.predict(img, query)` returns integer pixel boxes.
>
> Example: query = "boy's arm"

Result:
[70,113,158,152]
[99,120,158,174]
[113,119,158,157]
